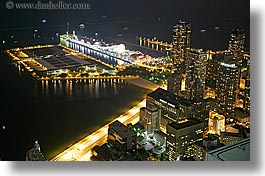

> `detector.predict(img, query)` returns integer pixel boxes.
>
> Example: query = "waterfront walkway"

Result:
[125,77,161,91]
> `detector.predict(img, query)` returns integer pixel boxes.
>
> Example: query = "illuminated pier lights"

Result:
[138,36,173,55]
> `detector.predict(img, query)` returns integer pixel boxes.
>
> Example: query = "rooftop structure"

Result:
[107,120,136,154]
[34,54,91,71]
[148,88,193,108]
[206,138,250,161]
[167,118,202,131]
[194,134,225,161]
[8,46,93,72]
[22,46,65,57]
[108,120,135,138]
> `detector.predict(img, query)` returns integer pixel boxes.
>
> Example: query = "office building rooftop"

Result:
[148,88,193,108]
[206,138,250,161]
[109,120,135,138]
[168,118,202,130]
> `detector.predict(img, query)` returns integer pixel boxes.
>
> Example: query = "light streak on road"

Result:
[51,99,146,161]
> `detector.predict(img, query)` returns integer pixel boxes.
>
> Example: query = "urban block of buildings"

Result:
[138,21,250,161]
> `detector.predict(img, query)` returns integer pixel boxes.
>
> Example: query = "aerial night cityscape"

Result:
[0,0,251,163]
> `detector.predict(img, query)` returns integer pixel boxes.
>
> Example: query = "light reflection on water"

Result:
[35,78,123,101]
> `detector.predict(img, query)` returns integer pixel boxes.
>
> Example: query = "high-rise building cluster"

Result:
[139,21,250,161]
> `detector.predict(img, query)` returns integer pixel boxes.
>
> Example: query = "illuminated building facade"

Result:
[185,49,208,124]
[206,50,249,121]
[227,28,249,115]
[172,21,191,69]
[167,72,185,97]
[211,54,240,119]
[228,28,246,66]
[140,107,161,134]
[242,53,250,114]
[205,58,218,99]
[166,118,203,161]
[168,49,208,100]
[146,88,194,133]
[107,120,136,154]
[208,111,225,134]
[168,48,208,126]
[184,48,208,101]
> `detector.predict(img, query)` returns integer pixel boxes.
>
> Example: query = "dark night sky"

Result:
[0,0,250,50]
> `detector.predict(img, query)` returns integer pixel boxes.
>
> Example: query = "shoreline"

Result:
[50,78,159,161]
[51,99,146,161]
[124,77,161,91]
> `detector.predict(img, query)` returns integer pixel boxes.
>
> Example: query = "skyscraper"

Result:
[172,20,191,69]
[239,53,250,115]
[243,54,250,114]
[183,48,208,101]
[214,54,240,119]
[167,72,185,97]
[167,48,209,126]
[168,48,208,100]
[166,118,203,161]
[228,28,246,66]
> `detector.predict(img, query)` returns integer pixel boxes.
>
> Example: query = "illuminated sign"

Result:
[160,99,167,104]
[168,103,175,108]
[160,99,176,108]
[220,62,237,68]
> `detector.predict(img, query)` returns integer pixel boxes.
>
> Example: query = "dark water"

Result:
[0,0,249,51]
[0,52,150,160]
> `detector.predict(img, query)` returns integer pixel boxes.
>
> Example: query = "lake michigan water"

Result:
[0,52,150,160]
